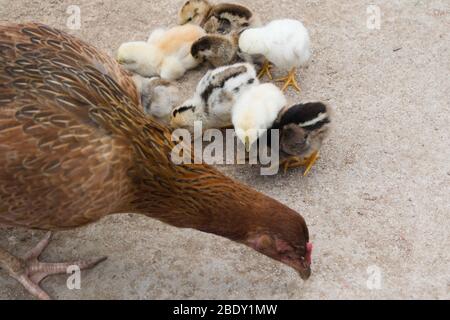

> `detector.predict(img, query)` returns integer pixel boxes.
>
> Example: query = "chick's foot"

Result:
[0,232,107,300]
[302,151,320,176]
[276,68,301,92]
[279,151,320,176]
[280,156,307,174]
[258,61,273,80]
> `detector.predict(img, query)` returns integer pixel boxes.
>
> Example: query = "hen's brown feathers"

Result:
[0,24,311,278]
[0,23,233,230]
[0,23,148,228]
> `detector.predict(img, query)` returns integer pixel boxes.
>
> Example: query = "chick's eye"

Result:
[187,17,193,22]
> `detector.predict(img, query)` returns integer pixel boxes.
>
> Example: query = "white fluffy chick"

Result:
[117,25,206,80]
[239,19,311,92]
[132,75,181,124]
[232,83,287,151]
[171,62,258,132]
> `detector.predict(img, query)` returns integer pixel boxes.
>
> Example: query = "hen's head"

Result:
[242,199,312,280]
[178,0,211,25]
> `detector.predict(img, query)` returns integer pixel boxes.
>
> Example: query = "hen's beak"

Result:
[298,264,312,280]
[280,257,311,280]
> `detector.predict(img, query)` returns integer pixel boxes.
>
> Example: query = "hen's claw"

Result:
[0,232,107,300]
[276,68,301,92]
[258,61,273,80]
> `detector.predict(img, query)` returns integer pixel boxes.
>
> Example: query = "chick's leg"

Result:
[280,156,307,174]
[279,152,320,176]
[0,232,106,300]
[302,151,320,176]
[258,60,273,80]
[276,68,301,92]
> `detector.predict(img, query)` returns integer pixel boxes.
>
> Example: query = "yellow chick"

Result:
[117,24,206,80]
[232,83,287,151]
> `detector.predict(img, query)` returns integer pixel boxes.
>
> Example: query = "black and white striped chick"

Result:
[272,102,333,175]
[170,62,258,132]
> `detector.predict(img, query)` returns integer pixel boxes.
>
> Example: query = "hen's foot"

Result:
[276,68,301,92]
[258,61,273,80]
[0,232,107,300]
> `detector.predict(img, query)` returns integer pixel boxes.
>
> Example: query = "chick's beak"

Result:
[117,57,125,65]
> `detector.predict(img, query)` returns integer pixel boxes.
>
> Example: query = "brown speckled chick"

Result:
[178,0,261,34]
[191,32,265,68]
[191,33,239,67]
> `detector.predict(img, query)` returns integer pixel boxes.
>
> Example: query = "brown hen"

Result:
[0,23,312,299]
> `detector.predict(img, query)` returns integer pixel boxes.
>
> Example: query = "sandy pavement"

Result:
[0,0,449,299]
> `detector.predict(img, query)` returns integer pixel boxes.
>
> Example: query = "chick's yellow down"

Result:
[117,24,206,80]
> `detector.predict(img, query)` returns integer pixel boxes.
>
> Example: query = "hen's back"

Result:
[0,23,143,229]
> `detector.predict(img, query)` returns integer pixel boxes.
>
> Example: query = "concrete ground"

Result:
[0,0,449,299]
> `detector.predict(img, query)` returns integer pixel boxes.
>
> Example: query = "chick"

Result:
[203,3,261,34]
[132,75,181,124]
[178,0,212,25]
[272,102,332,175]
[239,19,311,92]
[178,0,260,34]
[191,33,264,68]
[232,83,286,151]
[191,33,238,67]
[117,24,206,80]
[171,62,258,131]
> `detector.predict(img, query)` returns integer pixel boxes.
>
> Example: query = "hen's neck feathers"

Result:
[128,153,305,243]
[108,112,301,242]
